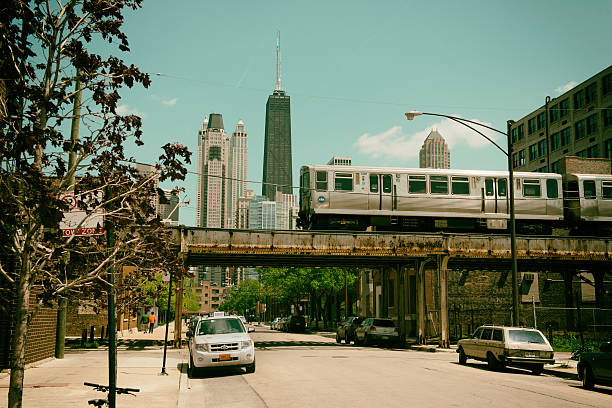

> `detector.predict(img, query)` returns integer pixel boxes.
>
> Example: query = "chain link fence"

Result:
[533,306,612,343]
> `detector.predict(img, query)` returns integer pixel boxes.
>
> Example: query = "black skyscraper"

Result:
[262,32,292,201]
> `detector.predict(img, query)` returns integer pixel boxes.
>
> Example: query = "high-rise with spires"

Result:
[262,32,293,201]
[419,130,451,169]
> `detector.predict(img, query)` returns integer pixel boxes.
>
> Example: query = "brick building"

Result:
[191,280,231,315]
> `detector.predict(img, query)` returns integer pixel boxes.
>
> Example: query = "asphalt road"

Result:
[179,327,612,408]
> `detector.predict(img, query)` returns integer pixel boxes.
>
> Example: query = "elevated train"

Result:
[298,164,612,235]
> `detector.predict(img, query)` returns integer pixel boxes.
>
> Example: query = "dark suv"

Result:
[286,315,306,333]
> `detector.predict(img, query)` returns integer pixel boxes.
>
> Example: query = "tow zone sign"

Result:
[60,191,105,237]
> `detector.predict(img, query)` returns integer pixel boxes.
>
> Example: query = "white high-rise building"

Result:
[274,191,298,230]
[236,189,254,229]
[196,113,230,228]
[227,120,248,228]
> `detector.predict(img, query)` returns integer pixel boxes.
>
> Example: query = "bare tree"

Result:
[0,2,191,407]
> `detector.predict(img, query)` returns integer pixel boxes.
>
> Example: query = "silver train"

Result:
[298,165,612,235]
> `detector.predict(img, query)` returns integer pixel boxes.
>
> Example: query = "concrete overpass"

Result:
[172,227,611,345]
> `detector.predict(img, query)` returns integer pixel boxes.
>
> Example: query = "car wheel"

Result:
[486,352,498,371]
[336,333,341,343]
[345,333,351,344]
[246,359,256,374]
[458,348,467,365]
[582,366,594,389]
[531,364,544,375]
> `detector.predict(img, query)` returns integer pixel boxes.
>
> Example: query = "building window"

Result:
[559,98,569,118]
[550,132,560,151]
[529,144,538,161]
[603,74,612,96]
[575,120,586,140]
[537,112,546,130]
[550,104,559,123]
[585,83,597,105]
[511,128,517,143]
[560,127,570,146]
[606,139,612,159]
[528,118,536,134]
[538,139,547,157]
[512,153,518,169]
[574,89,585,109]
[603,107,612,127]
[551,161,560,173]
[576,149,587,158]
[587,145,599,158]
[517,124,525,140]
[586,114,598,135]
[519,149,526,166]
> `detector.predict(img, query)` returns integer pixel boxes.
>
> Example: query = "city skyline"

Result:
[115,1,612,226]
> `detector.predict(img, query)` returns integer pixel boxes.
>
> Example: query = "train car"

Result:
[563,173,612,234]
[299,164,564,233]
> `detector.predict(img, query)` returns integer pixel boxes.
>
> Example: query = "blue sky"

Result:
[114,0,612,225]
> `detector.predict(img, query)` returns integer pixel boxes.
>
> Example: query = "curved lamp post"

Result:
[405,111,520,326]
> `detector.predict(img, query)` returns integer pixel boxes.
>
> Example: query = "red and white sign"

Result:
[60,191,105,237]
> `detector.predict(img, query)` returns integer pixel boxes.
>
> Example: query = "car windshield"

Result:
[372,319,394,327]
[198,318,245,335]
[507,330,546,344]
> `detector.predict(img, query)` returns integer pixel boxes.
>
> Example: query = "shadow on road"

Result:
[255,341,345,348]
[568,384,612,396]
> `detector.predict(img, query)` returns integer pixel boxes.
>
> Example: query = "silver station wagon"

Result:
[457,325,554,375]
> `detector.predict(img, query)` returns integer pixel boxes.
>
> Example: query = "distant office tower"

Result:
[419,130,450,169]
[236,189,254,229]
[135,162,160,220]
[327,156,352,166]
[249,195,277,229]
[274,191,298,230]
[227,120,248,228]
[158,188,179,225]
[262,32,292,201]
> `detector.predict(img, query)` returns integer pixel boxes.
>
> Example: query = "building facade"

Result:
[419,130,450,169]
[328,156,352,166]
[158,188,179,225]
[236,189,254,229]
[262,34,292,201]
[509,65,612,173]
[191,280,231,315]
[227,120,248,228]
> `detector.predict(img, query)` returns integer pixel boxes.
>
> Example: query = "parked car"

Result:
[277,317,289,332]
[336,316,365,344]
[187,314,255,377]
[354,318,398,346]
[286,315,306,333]
[457,325,554,375]
[270,317,281,330]
[578,341,612,389]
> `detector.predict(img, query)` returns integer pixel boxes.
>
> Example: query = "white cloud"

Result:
[354,115,502,160]
[116,104,146,117]
[554,81,577,95]
[162,97,178,106]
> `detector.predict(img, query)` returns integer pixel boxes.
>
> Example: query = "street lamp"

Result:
[405,111,520,326]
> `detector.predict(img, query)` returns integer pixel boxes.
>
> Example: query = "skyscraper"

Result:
[227,120,248,228]
[262,32,292,201]
[419,130,450,169]
[196,113,229,228]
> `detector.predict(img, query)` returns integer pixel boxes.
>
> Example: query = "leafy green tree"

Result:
[0,2,191,407]
[219,279,263,317]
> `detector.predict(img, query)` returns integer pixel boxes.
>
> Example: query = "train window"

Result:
[382,175,392,193]
[370,175,379,193]
[583,180,596,199]
[408,175,426,194]
[546,179,559,199]
[451,176,470,195]
[335,173,353,191]
[498,179,507,197]
[602,181,612,199]
[430,176,448,194]
[485,179,494,196]
[523,179,541,197]
[316,171,328,191]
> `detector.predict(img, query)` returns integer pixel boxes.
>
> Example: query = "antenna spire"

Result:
[275,31,282,91]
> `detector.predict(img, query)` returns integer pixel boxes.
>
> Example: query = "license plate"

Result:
[219,354,231,361]
[524,353,536,358]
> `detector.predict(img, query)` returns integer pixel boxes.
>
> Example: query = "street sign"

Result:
[60,191,105,237]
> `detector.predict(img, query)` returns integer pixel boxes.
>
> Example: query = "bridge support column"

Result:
[438,255,450,349]
[593,270,606,308]
[382,267,389,318]
[563,269,575,330]
[416,260,428,345]
[397,263,406,347]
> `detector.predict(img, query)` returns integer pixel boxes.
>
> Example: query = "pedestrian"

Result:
[148,311,156,333]
[140,313,148,332]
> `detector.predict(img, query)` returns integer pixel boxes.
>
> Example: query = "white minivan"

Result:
[187,314,255,376]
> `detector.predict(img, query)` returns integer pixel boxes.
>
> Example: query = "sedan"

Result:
[336,316,365,344]
[578,341,612,389]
